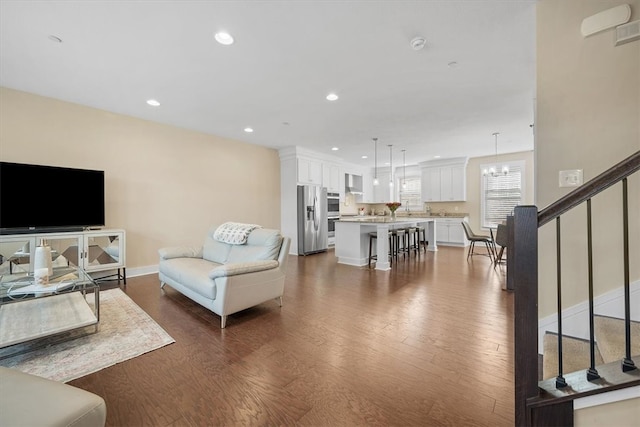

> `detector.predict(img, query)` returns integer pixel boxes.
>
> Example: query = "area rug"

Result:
[0,288,174,382]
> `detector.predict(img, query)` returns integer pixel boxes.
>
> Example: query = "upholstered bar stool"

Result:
[393,229,408,260]
[406,227,420,256]
[368,231,394,267]
[416,226,427,252]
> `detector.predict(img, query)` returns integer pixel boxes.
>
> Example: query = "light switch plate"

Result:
[559,169,583,188]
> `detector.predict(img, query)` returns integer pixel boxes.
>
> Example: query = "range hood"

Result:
[345,173,363,195]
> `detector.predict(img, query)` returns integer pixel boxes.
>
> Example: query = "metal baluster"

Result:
[621,178,637,372]
[556,216,567,388]
[586,199,600,380]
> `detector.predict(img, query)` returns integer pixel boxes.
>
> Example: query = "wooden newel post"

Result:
[513,205,539,427]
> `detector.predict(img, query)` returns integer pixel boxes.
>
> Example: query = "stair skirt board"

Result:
[542,332,604,380]
[594,315,640,364]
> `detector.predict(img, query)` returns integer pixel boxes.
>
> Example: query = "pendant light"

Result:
[401,149,407,190]
[373,138,379,186]
[388,144,394,187]
[483,132,508,177]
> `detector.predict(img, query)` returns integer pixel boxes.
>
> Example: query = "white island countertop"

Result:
[334,217,439,271]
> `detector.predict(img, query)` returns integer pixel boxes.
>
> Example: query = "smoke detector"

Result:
[410,37,426,51]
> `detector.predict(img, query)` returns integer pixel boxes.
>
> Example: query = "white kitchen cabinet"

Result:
[0,229,126,282]
[420,157,468,202]
[323,162,342,193]
[372,170,392,203]
[435,217,468,246]
[297,157,323,185]
[361,172,373,202]
[421,167,442,202]
[436,221,449,243]
[441,165,466,201]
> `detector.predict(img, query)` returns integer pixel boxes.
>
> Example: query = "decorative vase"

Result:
[34,239,53,285]
[391,211,396,220]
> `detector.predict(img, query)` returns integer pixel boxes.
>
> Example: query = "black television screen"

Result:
[0,162,105,233]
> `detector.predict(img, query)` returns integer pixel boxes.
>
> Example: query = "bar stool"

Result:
[416,226,427,252]
[406,227,420,256]
[368,231,394,267]
[393,229,408,260]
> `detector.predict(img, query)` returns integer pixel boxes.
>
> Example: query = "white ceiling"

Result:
[0,0,537,168]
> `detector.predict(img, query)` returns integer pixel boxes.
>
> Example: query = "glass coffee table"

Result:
[0,266,99,358]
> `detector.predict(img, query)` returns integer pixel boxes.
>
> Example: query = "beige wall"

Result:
[575,396,640,426]
[0,87,281,271]
[537,0,640,315]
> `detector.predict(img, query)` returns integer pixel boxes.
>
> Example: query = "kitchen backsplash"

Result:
[340,196,469,217]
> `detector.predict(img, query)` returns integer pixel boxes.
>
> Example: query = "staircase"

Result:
[542,315,640,381]
[512,151,640,426]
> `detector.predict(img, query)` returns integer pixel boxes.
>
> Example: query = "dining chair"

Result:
[493,223,508,265]
[461,221,494,262]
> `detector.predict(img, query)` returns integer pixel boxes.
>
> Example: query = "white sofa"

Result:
[0,366,107,427]
[158,226,290,328]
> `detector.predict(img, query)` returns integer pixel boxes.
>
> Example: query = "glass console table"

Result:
[0,266,99,358]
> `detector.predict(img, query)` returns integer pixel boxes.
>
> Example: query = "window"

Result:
[398,175,422,211]
[481,160,525,229]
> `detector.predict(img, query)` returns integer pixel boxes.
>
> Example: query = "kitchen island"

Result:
[334,217,437,271]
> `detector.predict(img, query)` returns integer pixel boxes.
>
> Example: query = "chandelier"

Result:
[483,132,509,177]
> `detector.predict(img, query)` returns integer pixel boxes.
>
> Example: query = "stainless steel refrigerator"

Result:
[297,185,328,255]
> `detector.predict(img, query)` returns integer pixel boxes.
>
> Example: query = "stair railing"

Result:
[513,150,640,426]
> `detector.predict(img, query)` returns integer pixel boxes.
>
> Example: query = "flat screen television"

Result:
[0,161,105,234]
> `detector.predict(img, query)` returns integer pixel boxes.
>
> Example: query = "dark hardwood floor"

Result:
[72,246,514,426]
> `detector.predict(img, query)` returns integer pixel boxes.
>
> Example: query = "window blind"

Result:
[482,163,523,228]
[399,176,422,211]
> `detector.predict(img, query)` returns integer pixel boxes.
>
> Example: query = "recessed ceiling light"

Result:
[146,99,160,107]
[244,127,254,133]
[214,32,234,45]
[48,35,62,43]
[282,122,290,126]
[447,61,458,68]
[326,93,339,101]
[434,155,441,159]
[361,155,368,159]
[331,147,339,151]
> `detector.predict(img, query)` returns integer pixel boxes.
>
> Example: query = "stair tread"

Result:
[594,315,640,364]
[542,333,604,380]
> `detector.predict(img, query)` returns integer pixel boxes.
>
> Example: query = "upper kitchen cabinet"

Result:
[419,157,468,202]
[371,169,392,203]
[323,162,342,194]
[421,167,441,202]
[297,157,323,185]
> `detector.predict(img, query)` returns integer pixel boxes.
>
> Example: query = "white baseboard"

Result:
[538,280,640,354]
[126,265,158,278]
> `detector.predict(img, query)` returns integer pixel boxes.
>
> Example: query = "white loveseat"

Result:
[158,225,290,328]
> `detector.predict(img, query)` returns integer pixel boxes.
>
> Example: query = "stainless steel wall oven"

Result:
[327,192,340,217]
[327,192,340,244]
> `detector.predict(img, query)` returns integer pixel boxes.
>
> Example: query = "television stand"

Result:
[0,229,126,285]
